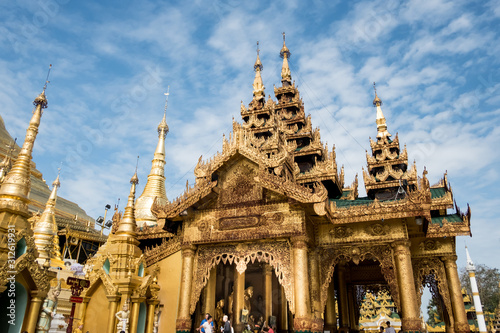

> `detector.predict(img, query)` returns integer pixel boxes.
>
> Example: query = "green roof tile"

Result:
[430,214,463,226]
[430,187,447,199]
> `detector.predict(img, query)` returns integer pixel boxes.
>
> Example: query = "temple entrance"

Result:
[193,261,290,333]
[325,259,401,333]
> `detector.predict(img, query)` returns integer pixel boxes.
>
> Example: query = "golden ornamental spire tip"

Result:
[43,64,52,93]
[280,32,291,59]
[373,82,382,106]
[254,41,263,72]
[131,156,139,184]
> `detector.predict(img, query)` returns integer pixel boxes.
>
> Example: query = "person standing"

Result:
[201,313,214,333]
[385,321,396,333]
[222,315,231,333]
[198,315,214,333]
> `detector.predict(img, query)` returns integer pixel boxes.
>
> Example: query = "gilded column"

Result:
[324,278,337,333]
[347,286,356,331]
[279,285,288,332]
[145,299,160,333]
[264,264,273,324]
[107,295,121,333]
[77,296,91,326]
[176,245,196,333]
[292,236,312,332]
[393,241,421,333]
[130,296,145,333]
[337,263,349,332]
[24,292,46,333]
[443,255,470,333]
[233,264,246,333]
[203,267,217,317]
[309,249,323,332]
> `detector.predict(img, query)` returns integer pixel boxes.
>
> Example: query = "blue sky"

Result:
[1,0,499,289]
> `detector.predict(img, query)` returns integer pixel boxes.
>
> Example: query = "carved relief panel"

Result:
[218,159,262,206]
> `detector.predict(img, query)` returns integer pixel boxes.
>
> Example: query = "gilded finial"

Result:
[254,41,263,72]
[280,32,292,84]
[373,82,382,106]
[34,64,52,109]
[158,88,170,138]
[43,64,52,93]
[280,32,291,59]
[53,163,62,188]
[131,156,139,184]
[252,41,265,99]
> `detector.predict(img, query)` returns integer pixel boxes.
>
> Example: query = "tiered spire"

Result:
[252,41,265,101]
[135,91,170,227]
[117,170,139,238]
[363,83,417,200]
[373,83,391,143]
[0,65,51,217]
[33,172,64,268]
[280,32,292,85]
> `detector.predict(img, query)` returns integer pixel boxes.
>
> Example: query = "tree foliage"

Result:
[426,297,441,326]
[459,264,500,313]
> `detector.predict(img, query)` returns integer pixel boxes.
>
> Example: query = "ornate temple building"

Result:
[0,36,476,333]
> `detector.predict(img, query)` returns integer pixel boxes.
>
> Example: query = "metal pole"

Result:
[67,302,76,333]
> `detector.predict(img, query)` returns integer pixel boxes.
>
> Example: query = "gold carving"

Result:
[366,223,390,236]
[189,242,295,314]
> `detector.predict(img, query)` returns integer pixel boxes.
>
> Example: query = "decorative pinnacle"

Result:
[280,32,291,59]
[158,88,170,137]
[53,163,62,188]
[373,82,382,106]
[163,86,170,115]
[254,41,263,72]
[465,246,475,272]
[131,156,139,184]
[43,64,52,93]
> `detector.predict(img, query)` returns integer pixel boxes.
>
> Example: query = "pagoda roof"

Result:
[430,213,463,226]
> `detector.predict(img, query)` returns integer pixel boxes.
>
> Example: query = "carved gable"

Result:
[218,158,262,206]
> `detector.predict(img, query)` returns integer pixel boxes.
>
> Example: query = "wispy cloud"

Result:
[1,0,499,275]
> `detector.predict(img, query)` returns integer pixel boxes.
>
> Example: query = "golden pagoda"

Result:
[32,172,65,268]
[77,37,472,333]
[0,85,57,333]
[0,37,475,333]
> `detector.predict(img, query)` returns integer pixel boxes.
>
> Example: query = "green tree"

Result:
[460,264,500,313]
[426,297,441,326]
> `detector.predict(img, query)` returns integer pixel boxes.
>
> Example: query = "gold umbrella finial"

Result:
[280,32,291,84]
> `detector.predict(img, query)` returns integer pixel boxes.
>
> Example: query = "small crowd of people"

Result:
[197,313,231,333]
[197,312,276,333]
[378,321,397,333]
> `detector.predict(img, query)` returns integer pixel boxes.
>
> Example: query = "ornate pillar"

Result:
[309,249,323,332]
[324,277,337,333]
[292,236,312,332]
[203,267,217,317]
[442,255,470,333]
[279,285,288,332]
[347,286,356,331]
[24,291,46,333]
[130,296,145,333]
[393,241,421,333]
[233,264,246,333]
[75,296,91,329]
[264,264,273,324]
[176,245,196,333]
[145,299,160,333]
[107,295,121,333]
[337,263,349,332]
